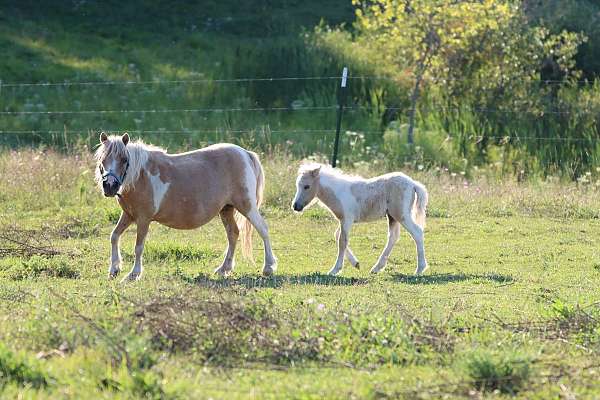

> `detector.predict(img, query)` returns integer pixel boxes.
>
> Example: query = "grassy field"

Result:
[1,148,600,398]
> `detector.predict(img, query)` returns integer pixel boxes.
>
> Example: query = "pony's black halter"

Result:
[101,155,130,197]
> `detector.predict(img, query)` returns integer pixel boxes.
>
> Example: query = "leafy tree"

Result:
[352,0,586,144]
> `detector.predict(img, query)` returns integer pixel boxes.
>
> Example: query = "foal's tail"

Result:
[237,150,265,261]
[412,181,428,229]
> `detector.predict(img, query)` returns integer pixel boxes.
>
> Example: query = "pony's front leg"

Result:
[109,212,133,279]
[329,220,351,276]
[122,220,150,282]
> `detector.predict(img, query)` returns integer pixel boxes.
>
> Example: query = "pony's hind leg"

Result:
[109,211,133,279]
[215,205,239,277]
[122,220,150,282]
[370,215,401,274]
[244,208,277,276]
[335,226,360,269]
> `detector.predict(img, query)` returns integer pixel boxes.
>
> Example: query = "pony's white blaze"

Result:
[96,134,276,282]
[149,172,170,214]
[293,163,428,276]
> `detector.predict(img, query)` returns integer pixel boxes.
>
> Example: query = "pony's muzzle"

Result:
[102,180,120,197]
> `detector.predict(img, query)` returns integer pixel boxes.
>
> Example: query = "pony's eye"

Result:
[303,185,310,190]
[99,164,104,173]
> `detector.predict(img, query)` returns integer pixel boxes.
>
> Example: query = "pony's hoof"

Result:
[121,273,141,283]
[214,266,232,277]
[327,267,341,276]
[352,261,360,270]
[108,269,120,279]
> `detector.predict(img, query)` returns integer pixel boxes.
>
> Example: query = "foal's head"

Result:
[292,164,321,212]
[95,132,130,197]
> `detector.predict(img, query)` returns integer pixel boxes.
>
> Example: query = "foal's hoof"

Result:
[415,264,429,275]
[121,273,141,283]
[262,265,276,277]
[369,264,384,274]
[352,262,360,270]
[327,267,341,276]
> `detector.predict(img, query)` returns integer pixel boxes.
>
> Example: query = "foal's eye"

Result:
[98,164,104,173]
[303,185,310,190]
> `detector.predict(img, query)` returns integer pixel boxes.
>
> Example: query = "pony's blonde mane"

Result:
[94,136,166,191]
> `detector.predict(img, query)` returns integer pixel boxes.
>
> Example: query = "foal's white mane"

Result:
[95,136,166,190]
[298,162,362,182]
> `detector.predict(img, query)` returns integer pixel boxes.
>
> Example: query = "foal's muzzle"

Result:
[292,202,304,212]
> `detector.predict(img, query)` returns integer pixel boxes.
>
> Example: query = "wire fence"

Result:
[0,104,598,116]
[0,74,597,87]
[2,73,600,162]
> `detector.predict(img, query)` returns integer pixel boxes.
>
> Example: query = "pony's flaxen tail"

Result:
[412,181,428,229]
[237,150,265,262]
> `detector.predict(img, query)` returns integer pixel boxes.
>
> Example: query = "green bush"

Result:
[464,350,532,394]
[5,255,79,280]
[0,344,49,388]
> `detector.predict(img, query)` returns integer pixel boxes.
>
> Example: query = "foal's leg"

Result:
[244,208,277,276]
[335,226,360,269]
[397,193,428,275]
[370,215,401,274]
[400,217,427,275]
[109,211,133,279]
[215,206,239,277]
[122,220,150,282]
[329,220,352,276]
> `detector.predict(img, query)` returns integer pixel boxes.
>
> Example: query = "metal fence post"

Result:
[331,67,348,168]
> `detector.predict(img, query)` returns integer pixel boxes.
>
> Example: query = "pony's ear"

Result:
[122,133,130,146]
[100,132,108,143]
[310,166,321,178]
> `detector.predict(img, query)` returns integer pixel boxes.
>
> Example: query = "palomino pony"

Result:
[95,132,277,281]
[292,163,428,276]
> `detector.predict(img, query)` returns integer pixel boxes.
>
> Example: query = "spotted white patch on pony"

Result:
[149,172,170,214]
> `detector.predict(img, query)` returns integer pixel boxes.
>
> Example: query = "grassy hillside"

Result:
[0,0,372,154]
[3,1,600,177]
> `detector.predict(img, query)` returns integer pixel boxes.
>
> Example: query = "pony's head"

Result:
[95,132,131,197]
[292,163,322,212]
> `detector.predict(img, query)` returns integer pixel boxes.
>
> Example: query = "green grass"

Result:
[1,149,600,398]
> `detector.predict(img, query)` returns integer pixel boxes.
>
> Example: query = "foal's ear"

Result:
[122,133,130,146]
[310,166,321,178]
[100,132,108,143]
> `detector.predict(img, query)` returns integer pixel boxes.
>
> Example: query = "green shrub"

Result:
[0,344,49,388]
[5,255,79,280]
[464,350,532,394]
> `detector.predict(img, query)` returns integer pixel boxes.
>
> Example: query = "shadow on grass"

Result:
[182,272,368,289]
[391,272,514,285]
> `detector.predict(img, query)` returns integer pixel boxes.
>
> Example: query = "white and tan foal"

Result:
[95,133,277,281]
[292,163,428,276]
